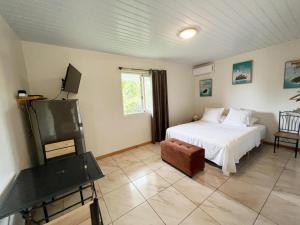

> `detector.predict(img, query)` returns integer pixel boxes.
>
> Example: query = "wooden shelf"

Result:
[16,96,46,107]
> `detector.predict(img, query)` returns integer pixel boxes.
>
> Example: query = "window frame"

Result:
[121,71,152,116]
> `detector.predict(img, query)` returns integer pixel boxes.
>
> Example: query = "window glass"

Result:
[121,72,152,115]
[121,73,143,115]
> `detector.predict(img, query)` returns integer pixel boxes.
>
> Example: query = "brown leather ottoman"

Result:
[160,138,205,177]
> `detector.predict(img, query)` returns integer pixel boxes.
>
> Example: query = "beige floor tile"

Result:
[261,190,300,225]
[122,162,153,181]
[193,164,228,188]
[131,147,156,160]
[103,183,145,221]
[286,157,300,173]
[142,155,166,170]
[99,157,116,164]
[82,187,94,199]
[155,165,185,184]
[256,156,287,168]
[173,177,214,205]
[219,178,271,212]
[133,172,170,199]
[33,199,65,221]
[97,169,130,194]
[112,151,134,160]
[94,181,102,196]
[98,196,112,225]
[254,215,277,225]
[91,144,300,225]
[274,169,300,196]
[98,158,120,175]
[268,147,293,159]
[113,153,141,168]
[49,196,111,225]
[148,186,196,225]
[261,146,292,158]
[113,202,164,225]
[64,192,82,208]
[200,191,257,225]
[180,208,219,225]
[146,143,161,155]
[232,169,277,189]
[248,161,283,179]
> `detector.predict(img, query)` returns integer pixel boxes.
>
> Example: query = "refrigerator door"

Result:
[31,99,86,158]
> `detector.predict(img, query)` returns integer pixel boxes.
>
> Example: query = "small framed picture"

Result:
[200,79,212,97]
[283,60,300,89]
[232,60,253,85]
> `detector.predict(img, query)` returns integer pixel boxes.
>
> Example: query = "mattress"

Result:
[166,121,266,175]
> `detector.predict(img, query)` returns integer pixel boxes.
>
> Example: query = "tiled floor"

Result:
[36,144,300,225]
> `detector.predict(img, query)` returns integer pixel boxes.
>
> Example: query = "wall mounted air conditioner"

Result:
[193,63,214,76]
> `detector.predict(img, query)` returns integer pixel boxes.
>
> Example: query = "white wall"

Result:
[22,42,194,157]
[0,16,31,225]
[195,38,300,141]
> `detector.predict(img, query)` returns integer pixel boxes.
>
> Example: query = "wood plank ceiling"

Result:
[0,0,299,64]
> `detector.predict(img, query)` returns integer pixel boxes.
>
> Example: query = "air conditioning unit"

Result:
[193,63,214,76]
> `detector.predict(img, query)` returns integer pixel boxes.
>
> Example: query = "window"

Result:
[121,71,152,115]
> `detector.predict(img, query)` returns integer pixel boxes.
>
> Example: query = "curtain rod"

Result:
[118,66,151,72]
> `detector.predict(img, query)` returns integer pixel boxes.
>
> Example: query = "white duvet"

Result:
[166,121,266,175]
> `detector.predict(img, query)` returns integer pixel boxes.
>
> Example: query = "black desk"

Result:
[0,152,104,224]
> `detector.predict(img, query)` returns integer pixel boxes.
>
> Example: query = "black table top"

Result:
[0,152,104,219]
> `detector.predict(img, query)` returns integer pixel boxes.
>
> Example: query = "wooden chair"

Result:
[274,111,300,158]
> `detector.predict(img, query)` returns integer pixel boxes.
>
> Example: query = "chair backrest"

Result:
[279,111,300,134]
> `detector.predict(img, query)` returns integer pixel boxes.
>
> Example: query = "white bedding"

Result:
[166,121,266,175]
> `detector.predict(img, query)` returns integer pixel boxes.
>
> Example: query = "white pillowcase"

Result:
[240,108,254,125]
[220,115,227,123]
[249,117,259,126]
[201,108,224,123]
[222,108,252,127]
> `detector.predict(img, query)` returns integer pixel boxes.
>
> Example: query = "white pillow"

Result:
[220,115,227,123]
[240,108,254,125]
[223,108,251,127]
[201,108,224,123]
[249,117,259,126]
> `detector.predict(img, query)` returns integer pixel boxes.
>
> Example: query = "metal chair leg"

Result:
[273,137,277,153]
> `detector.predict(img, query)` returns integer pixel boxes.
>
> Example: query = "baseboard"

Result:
[95,141,153,160]
[96,140,297,161]
[263,140,299,151]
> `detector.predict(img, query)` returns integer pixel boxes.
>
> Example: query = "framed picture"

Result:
[232,60,253,85]
[200,79,212,97]
[284,60,300,89]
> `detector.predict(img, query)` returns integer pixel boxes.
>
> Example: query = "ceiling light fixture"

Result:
[178,28,198,39]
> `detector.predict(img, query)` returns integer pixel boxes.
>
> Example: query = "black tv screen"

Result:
[63,64,82,93]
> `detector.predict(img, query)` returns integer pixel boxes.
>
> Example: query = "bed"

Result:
[166,121,266,175]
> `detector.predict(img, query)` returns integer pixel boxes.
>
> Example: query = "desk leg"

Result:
[42,202,49,223]
[79,186,84,205]
[21,209,32,225]
[91,182,103,225]
[92,182,98,198]
[98,203,104,225]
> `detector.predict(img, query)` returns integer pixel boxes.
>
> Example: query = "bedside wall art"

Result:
[200,79,212,97]
[232,60,253,85]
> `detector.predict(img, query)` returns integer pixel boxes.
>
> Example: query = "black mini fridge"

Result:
[28,99,86,165]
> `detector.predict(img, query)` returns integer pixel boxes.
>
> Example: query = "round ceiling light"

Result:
[178,28,198,39]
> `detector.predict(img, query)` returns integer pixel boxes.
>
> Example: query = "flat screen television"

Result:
[63,64,82,93]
